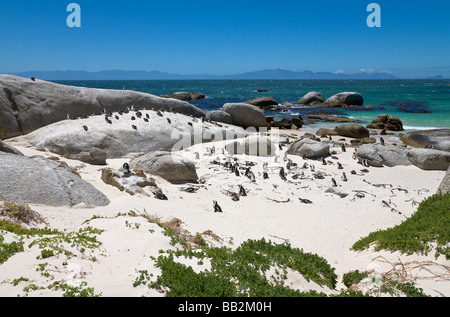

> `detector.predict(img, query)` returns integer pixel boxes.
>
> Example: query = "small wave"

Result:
[403,125,441,131]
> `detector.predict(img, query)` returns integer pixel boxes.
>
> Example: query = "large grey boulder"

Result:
[324,92,364,107]
[400,129,450,152]
[206,110,234,125]
[224,136,277,157]
[407,148,450,171]
[355,144,411,167]
[245,97,279,108]
[160,92,205,101]
[129,151,198,184]
[366,114,404,131]
[0,75,206,139]
[334,124,370,138]
[222,103,268,128]
[297,92,324,105]
[286,138,330,159]
[437,167,450,194]
[0,152,110,206]
[14,110,246,159]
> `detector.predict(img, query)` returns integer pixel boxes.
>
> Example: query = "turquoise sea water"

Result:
[53,80,450,131]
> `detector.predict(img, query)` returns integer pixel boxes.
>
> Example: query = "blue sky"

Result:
[0,0,449,77]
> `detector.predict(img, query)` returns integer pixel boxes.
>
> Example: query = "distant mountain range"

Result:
[7,68,446,80]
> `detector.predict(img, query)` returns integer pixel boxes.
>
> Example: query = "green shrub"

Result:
[351,193,450,259]
[142,238,337,297]
[342,270,369,288]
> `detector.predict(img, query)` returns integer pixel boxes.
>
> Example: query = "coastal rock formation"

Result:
[101,167,160,196]
[14,110,246,158]
[334,124,370,138]
[0,140,23,156]
[297,92,324,105]
[324,92,364,107]
[286,138,330,159]
[0,75,206,139]
[366,114,404,131]
[0,152,110,207]
[130,151,198,184]
[206,110,234,125]
[400,129,450,152]
[269,117,303,129]
[245,97,279,108]
[438,167,450,194]
[316,128,339,137]
[222,103,268,128]
[160,92,205,101]
[308,115,359,123]
[355,144,411,167]
[243,136,276,157]
[63,148,107,165]
[406,148,450,171]
[224,136,276,157]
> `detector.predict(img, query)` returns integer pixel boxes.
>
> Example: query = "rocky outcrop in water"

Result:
[160,92,205,101]
[297,92,324,105]
[366,114,404,131]
[222,103,268,128]
[324,92,364,107]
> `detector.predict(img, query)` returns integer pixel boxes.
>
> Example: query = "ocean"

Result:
[53,79,450,131]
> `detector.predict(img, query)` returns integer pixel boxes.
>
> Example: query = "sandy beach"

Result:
[0,123,448,297]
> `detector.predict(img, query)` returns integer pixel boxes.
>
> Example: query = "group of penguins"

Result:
[210,135,388,213]
[79,106,225,133]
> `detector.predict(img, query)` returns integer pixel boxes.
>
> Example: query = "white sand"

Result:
[0,127,448,297]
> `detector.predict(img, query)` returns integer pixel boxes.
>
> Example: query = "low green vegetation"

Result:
[131,210,433,297]
[0,203,104,296]
[135,238,337,297]
[351,193,450,259]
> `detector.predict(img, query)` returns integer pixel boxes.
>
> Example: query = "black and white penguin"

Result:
[239,185,247,197]
[279,167,287,181]
[213,201,223,213]
[331,178,338,187]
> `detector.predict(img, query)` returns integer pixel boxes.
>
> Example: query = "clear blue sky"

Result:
[1,0,449,77]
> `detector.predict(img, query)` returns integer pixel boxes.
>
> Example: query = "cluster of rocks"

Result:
[297,91,364,107]
[1,75,448,210]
